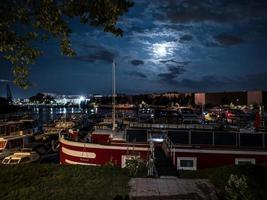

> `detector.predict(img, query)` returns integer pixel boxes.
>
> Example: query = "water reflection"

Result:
[30,106,136,126]
[31,106,89,125]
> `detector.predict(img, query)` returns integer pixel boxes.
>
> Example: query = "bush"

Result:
[225,174,252,200]
[125,158,147,177]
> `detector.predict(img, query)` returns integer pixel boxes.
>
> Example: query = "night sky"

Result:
[1,0,267,98]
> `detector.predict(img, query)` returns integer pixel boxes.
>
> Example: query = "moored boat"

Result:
[0,119,36,160]
[59,128,150,167]
[2,148,40,164]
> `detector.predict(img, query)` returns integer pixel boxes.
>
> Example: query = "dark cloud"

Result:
[164,72,267,91]
[214,34,244,46]
[204,42,220,47]
[75,44,117,63]
[160,59,191,65]
[178,76,226,90]
[236,72,267,90]
[179,35,193,42]
[153,0,267,24]
[81,44,100,49]
[158,64,186,84]
[131,59,145,66]
[158,73,176,80]
[126,71,147,78]
[168,65,186,75]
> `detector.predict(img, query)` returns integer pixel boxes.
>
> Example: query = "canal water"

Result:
[29,106,136,126]
[31,106,89,125]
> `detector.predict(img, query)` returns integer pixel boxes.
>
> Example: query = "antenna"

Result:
[6,84,13,104]
[112,59,116,131]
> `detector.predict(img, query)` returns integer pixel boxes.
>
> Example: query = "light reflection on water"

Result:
[30,106,136,126]
[31,107,90,125]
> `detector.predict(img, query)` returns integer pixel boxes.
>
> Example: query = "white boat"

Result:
[2,148,40,164]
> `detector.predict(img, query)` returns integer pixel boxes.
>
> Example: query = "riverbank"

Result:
[0,164,130,200]
[1,164,266,200]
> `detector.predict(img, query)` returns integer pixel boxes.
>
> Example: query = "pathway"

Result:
[129,177,218,200]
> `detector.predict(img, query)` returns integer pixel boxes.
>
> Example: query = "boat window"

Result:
[177,157,197,171]
[2,158,10,164]
[235,158,255,165]
[21,157,31,163]
[180,160,194,167]
[9,159,20,164]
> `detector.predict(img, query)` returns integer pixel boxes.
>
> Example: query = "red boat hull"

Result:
[60,137,150,167]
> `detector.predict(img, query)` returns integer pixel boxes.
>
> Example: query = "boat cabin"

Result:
[0,119,38,137]
[2,149,39,164]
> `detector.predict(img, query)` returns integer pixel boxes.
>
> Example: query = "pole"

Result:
[112,59,116,131]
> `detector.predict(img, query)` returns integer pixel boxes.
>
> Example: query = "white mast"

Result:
[112,59,116,131]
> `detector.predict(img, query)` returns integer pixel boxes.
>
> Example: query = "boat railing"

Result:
[166,129,267,149]
[129,122,214,130]
[147,139,158,177]
[164,136,176,166]
[0,129,34,138]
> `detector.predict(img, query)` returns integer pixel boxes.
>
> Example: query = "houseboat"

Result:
[59,128,150,167]
[0,119,38,159]
[60,126,267,171]
[164,129,267,170]
[0,119,38,136]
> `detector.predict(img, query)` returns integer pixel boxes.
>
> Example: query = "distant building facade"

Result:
[195,91,267,106]
[54,95,91,105]
[149,92,181,99]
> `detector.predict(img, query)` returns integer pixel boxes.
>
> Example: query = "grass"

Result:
[2,164,266,200]
[0,164,130,200]
[180,165,267,200]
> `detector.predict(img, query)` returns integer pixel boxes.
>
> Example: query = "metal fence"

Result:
[126,128,267,149]
[168,130,267,148]
[129,122,214,130]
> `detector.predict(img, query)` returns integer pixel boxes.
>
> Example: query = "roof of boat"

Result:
[0,135,25,140]
[0,121,23,126]
[6,152,32,159]
[92,129,115,135]
[92,129,126,140]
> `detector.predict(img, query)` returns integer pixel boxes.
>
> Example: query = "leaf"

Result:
[0,0,134,89]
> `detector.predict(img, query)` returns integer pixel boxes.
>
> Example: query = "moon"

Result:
[153,43,168,58]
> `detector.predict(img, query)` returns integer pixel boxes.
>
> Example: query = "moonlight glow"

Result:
[154,44,167,57]
[151,42,177,59]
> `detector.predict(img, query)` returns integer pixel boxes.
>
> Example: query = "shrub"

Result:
[225,174,252,200]
[125,158,147,177]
